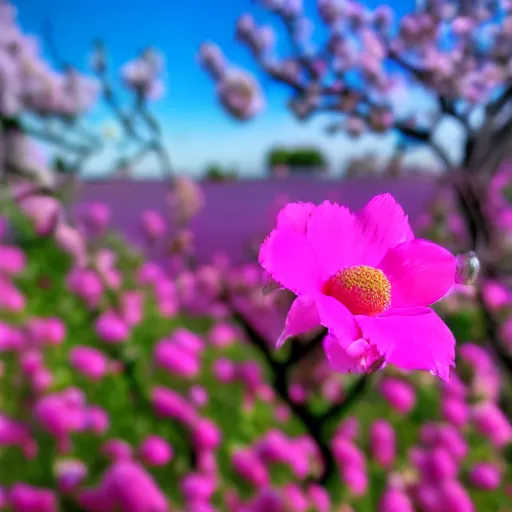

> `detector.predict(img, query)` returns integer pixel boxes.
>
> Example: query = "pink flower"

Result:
[151,387,198,425]
[138,435,173,467]
[378,486,413,512]
[217,68,265,121]
[19,195,61,236]
[231,448,269,488]
[70,346,109,381]
[0,245,25,275]
[469,462,502,491]
[181,473,216,503]
[54,223,88,268]
[55,459,88,494]
[79,460,169,512]
[259,195,456,380]
[141,210,166,242]
[378,377,416,414]
[80,202,110,236]
[369,419,396,468]
[192,418,221,450]
[102,439,133,461]
[9,483,58,512]
[307,484,331,512]
[95,310,129,343]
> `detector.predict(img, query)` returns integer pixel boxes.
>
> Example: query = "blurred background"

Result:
[0,0,511,510]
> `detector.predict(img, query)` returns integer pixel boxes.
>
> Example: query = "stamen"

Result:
[323,265,391,316]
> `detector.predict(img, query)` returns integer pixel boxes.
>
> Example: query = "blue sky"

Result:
[12,0,462,178]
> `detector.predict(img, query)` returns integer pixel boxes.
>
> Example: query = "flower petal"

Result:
[277,202,316,234]
[379,239,456,308]
[306,201,361,279]
[315,294,359,341]
[277,295,320,348]
[259,228,321,294]
[356,307,455,381]
[323,332,361,372]
[357,194,414,265]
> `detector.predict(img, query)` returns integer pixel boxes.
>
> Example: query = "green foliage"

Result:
[203,163,238,182]
[267,146,328,171]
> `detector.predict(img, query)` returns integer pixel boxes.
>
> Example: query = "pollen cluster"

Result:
[323,265,392,316]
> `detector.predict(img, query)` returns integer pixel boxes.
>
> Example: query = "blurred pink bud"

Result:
[378,486,413,512]
[0,414,36,458]
[198,42,226,80]
[482,280,510,311]
[70,346,109,381]
[56,458,88,494]
[20,351,43,375]
[335,417,360,441]
[275,404,291,423]
[289,383,307,403]
[209,322,238,347]
[67,268,104,307]
[414,484,441,511]
[102,439,133,461]
[421,447,459,484]
[217,69,265,121]
[282,484,308,512]
[31,368,54,394]
[214,358,236,382]
[378,378,416,414]
[171,328,204,354]
[472,403,512,447]
[95,310,130,343]
[189,385,209,407]
[151,386,198,425]
[0,245,25,275]
[136,262,164,285]
[34,393,86,445]
[343,465,368,496]
[370,419,396,468]
[54,223,88,268]
[469,462,501,491]
[141,209,166,242]
[167,176,204,226]
[9,483,58,512]
[333,438,366,469]
[120,290,143,327]
[441,397,469,427]
[26,317,66,346]
[237,361,262,391]
[255,429,290,464]
[19,195,61,236]
[0,277,25,311]
[192,418,221,451]
[86,406,110,435]
[232,448,269,488]
[0,322,24,351]
[154,341,200,378]
[138,435,173,467]
[181,472,216,503]
[438,481,474,512]
[79,460,169,512]
[307,484,331,512]
[80,202,110,236]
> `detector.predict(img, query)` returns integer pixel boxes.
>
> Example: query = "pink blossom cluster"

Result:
[0,2,98,117]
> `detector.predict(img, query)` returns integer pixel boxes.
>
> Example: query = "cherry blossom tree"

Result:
[200,0,512,376]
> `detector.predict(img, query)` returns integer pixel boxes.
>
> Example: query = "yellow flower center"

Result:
[323,265,391,316]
